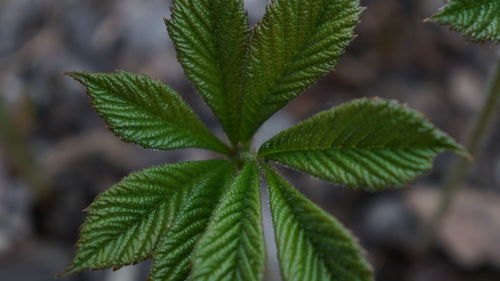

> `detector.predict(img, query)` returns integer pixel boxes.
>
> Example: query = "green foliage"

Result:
[68,72,229,154]
[167,0,248,144]
[431,0,500,44]
[259,98,466,190]
[264,165,373,281]
[190,162,264,281]
[65,0,468,280]
[148,161,234,281]
[239,0,362,141]
[60,160,233,276]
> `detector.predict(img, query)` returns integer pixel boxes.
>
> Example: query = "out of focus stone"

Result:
[407,187,500,268]
[448,67,484,112]
[361,194,418,249]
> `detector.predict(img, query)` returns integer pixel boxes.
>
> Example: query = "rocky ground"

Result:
[1,0,499,280]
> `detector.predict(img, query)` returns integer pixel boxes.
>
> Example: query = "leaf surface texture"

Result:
[259,98,466,190]
[264,165,373,281]
[62,160,232,275]
[432,0,500,44]
[148,162,234,281]
[167,0,248,143]
[239,0,361,141]
[68,72,229,154]
[190,162,265,281]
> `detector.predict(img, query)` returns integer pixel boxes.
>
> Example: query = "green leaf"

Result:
[167,0,248,144]
[68,71,229,154]
[190,162,265,281]
[148,164,234,281]
[263,165,373,281]
[60,160,233,276]
[239,0,362,141]
[431,0,500,44]
[259,98,467,190]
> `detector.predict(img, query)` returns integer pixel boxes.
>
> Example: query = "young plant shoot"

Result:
[420,0,500,250]
[62,0,467,280]
[430,0,500,44]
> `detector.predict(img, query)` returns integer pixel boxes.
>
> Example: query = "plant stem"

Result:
[0,94,48,199]
[419,53,500,252]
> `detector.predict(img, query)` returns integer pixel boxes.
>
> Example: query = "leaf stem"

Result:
[418,52,500,252]
[0,93,48,199]
[228,140,256,169]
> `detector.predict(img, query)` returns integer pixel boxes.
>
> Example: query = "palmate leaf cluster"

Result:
[63,0,466,280]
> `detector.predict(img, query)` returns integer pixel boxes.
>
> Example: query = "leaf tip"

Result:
[64,71,83,77]
[64,71,90,85]
[56,264,79,278]
[453,145,473,161]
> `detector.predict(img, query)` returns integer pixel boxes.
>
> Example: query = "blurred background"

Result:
[1,0,499,280]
